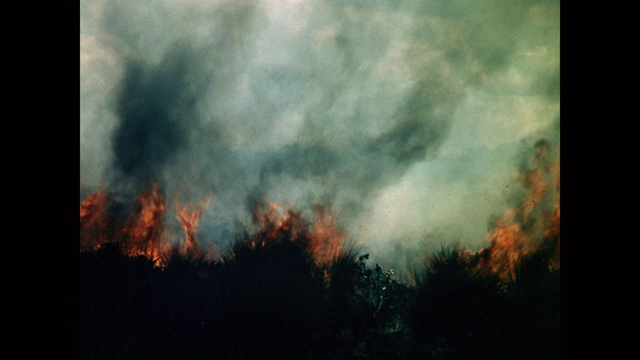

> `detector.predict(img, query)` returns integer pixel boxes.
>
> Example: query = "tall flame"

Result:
[120,182,167,264]
[477,141,560,278]
[81,185,345,267]
[175,195,214,259]
[308,204,346,266]
[80,145,557,277]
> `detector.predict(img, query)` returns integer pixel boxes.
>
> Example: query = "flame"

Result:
[175,195,215,260]
[80,183,221,267]
[80,188,109,251]
[308,204,346,266]
[251,202,346,266]
[80,141,558,278]
[480,216,530,276]
[476,141,560,278]
[120,183,168,265]
[251,202,308,247]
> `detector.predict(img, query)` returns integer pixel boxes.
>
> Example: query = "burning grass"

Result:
[80,210,559,359]
[80,145,560,359]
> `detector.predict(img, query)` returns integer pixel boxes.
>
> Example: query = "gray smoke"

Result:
[80,0,560,272]
[112,46,203,188]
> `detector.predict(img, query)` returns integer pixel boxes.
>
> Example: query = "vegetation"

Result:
[80,231,560,359]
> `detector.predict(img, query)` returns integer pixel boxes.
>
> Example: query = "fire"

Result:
[80,188,109,251]
[480,216,530,276]
[250,202,346,266]
[80,189,106,222]
[175,195,214,259]
[80,183,216,267]
[81,184,345,268]
[81,142,557,279]
[252,202,307,246]
[308,204,346,266]
[120,183,168,264]
[476,141,560,278]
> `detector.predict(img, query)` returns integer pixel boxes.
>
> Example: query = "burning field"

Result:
[81,0,560,359]
[80,141,559,359]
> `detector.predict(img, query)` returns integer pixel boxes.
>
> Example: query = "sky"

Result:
[80,0,560,271]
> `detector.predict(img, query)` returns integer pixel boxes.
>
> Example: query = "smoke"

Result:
[80,0,560,271]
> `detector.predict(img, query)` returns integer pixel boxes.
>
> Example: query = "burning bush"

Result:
[80,147,560,359]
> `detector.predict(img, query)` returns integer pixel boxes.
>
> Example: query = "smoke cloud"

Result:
[80,0,560,271]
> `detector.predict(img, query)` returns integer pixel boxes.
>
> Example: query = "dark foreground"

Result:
[80,235,560,360]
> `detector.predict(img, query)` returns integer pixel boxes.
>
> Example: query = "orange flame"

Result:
[476,141,560,278]
[546,156,560,269]
[252,202,308,247]
[251,202,346,266]
[120,183,168,265]
[80,183,221,267]
[175,195,216,260]
[308,204,346,266]
[80,188,109,251]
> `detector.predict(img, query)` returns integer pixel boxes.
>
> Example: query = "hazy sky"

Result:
[80,0,560,270]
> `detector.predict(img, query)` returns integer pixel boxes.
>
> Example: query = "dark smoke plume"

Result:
[81,0,560,268]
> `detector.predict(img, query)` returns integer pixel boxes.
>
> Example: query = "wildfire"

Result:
[80,183,345,268]
[252,202,307,247]
[476,141,560,278]
[120,183,168,264]
[175,195,215,260]
[308,204,346,266]
[80,141,557,278]
[80,188,108,251]
[250,202,346,266]
[80,183,216,267]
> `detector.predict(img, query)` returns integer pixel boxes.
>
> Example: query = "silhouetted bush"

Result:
[80,243,157,359]
[409,246,505,359]
[408,238,561,360]
[214,232,327,359]
[80,236,560,359]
